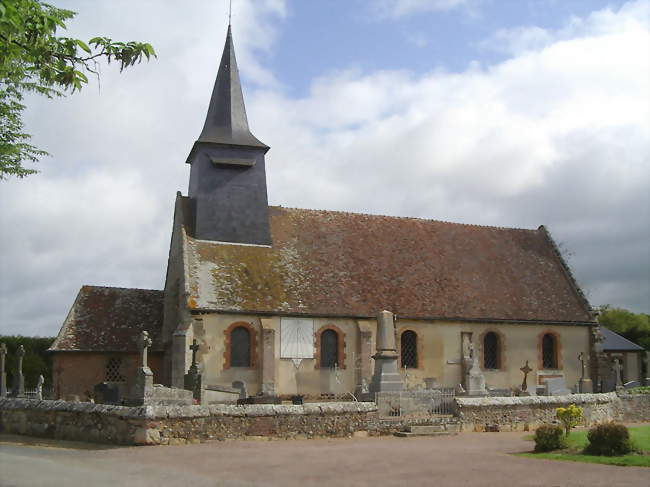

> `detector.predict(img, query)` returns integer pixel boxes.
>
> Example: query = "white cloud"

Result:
[376,0,475,18]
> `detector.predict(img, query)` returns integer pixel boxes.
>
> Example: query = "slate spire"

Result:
[195,25,268,151]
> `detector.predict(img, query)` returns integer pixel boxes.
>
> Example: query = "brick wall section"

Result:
[52,352,164,400]
[456,393,623,432]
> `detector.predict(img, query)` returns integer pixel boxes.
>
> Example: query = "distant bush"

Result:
[625,386,650,395]
[584,423,634,456]
[534,424,567,452]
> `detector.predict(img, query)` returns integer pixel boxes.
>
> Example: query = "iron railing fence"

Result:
[376,388,456,418]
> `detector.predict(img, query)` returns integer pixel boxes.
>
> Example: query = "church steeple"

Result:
[194,25,268,151]
[186,25,272,246]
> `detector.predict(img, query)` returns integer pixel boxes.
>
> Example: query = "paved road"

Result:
[0,431,647,487]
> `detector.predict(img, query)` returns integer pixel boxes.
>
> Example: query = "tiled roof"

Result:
[50,286,164,352]
[184,203,593,323]
[601,326,645,351]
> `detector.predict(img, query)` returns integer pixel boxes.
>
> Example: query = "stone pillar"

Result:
[36,374,45,401]
[0,343,7,398]
[261,328,276,396]
[369,311,403,393]
[12,345,25,397]
[171,329,190,389]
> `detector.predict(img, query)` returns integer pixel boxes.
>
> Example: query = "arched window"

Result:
[320,329,339,368]
[542,333,557,369]
[401,330,418,368]
[483,332,500,369]
[231,326,251,367]
[105,357,124,382]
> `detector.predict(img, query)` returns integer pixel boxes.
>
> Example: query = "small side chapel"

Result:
[50,26,599,401]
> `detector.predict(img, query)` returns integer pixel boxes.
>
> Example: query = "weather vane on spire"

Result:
[229,0,232,25]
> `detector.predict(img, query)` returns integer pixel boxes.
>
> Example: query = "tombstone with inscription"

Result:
[545,377,571,396]
[0,343,7,398]
[11,345,25,397]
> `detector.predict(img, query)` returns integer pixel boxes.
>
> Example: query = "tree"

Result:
[0,0,156,179]
[0,335,55,388]
[597,306,650,350]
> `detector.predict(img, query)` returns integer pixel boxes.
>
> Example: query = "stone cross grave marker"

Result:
[13,345,25,397]
[613,358,624,389]
[578,352,587,380]
[0,343,7,398]
[138,331,153,369]
[189,339,199,367]
[520,360,532,392]
[36,374,45,400]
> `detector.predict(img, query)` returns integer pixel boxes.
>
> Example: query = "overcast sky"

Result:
[1,0,648,337]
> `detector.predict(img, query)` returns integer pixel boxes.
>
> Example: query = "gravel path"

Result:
[1,431,647,487]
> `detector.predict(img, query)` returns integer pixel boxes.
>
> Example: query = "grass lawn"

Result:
[518,425,650,467]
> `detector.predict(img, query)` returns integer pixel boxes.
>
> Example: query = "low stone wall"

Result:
[0,398,377,446]
[456,393,621,432]
[618,394,650,423]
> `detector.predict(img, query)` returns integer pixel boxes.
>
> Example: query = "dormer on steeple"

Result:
[187,25,271,246]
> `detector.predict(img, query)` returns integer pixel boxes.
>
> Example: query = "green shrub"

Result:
[584,423,634,456]
[534,424,567,452]
[626,386,650,395]
[556,404,583,436]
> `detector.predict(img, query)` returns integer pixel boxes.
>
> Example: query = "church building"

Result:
[50,27,598,401]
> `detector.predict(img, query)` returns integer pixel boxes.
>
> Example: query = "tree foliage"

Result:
[0,0,155,179]
[597,306,650,350]
[0,335,55,388]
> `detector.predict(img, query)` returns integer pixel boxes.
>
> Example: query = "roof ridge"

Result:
[270,205,537,232]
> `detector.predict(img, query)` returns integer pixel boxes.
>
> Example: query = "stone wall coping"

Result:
[0,398,377,420]
[456,392,618,408]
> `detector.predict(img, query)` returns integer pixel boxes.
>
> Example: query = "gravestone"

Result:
[465,343,487,396]
[0,343,7,398]
[11,345,25,397]
[519,360,532,396]
[545,377,571,396]
[613,358,624,391]
[577,352,593,393]
[94,382,121,404]
[131,331,154,404]
[184,339,202,400]
[36,374,44,400]
[232,380,248,399]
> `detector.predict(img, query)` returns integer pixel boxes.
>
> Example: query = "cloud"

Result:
[375,0,475,18]
[0,1,648,337]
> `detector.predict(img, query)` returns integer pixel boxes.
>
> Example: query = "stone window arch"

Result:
[224,321,257,369]
[538,331,561,370]
[315,325,346,369]
[400,330,419,369]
